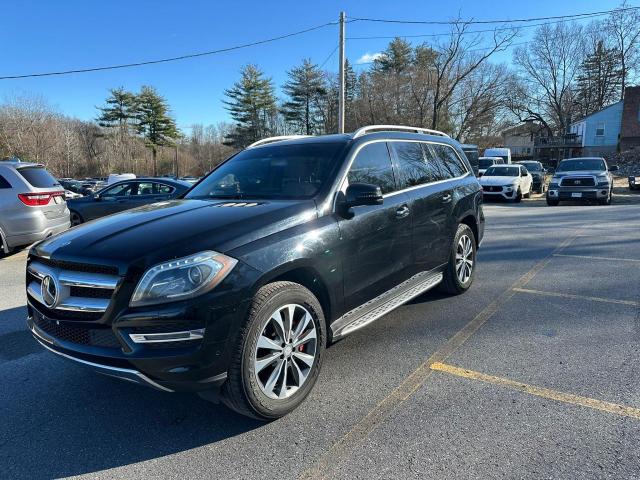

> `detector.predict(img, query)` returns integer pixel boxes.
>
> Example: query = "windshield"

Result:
[557,158,606,172]
[186,142,345,200]
[519,162,542,171]
[479,159,495,168]
[483,166,520,177]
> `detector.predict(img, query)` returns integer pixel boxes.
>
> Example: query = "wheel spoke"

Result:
[293,327,317,348]
[290,356,308,386]
[263,358,284,395]
[284,305,296,343]
[255,351,281,373]
[292,351,314,368]
[257,335,282,352]
[270,311,287,344]
[292,312,312,343]
[279,360,289,398]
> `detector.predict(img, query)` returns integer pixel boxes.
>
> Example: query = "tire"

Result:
[439,224,476,295]
[598,188,613,205]
[222,281,326,420]
[524,188,531,199]
[546,197,559,206]
[70,210,84,226]
[514,189,522,203]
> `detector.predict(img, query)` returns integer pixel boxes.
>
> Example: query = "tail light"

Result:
[18,191,65,206]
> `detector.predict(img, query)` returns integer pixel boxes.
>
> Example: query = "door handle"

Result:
[395,205,410,218]
[442,193,452,203]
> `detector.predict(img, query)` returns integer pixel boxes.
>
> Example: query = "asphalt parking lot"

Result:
[1,202,639,480]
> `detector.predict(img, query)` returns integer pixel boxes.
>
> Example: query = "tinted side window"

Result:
[155,183,175,194]
[391,142,439,188]
[348,142,396,194]
[16,167,59,188]
[102,182,134,197]
[136,182,154,195]
[431,144,468,178]
[0,174,11,189]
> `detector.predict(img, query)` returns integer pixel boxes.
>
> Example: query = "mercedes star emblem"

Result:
[41,274,59,308]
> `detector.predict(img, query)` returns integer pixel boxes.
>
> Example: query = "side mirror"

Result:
[345,183,383,208]
[610,165,619,172]
[93,193,101,200]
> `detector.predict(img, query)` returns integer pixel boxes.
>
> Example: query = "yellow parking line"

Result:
[553,253,640,263]
[431,362,640,420]
[513,287,639,307]
[298,229,585,480]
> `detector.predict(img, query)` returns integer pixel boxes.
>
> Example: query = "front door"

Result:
[337,141,413,312]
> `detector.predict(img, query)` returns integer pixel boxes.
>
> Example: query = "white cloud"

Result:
[356,52,383,65]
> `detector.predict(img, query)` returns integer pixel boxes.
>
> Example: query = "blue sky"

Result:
[0,0,620,130]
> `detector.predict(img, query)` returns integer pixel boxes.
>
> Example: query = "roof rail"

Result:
[352,125,450,139]
[247,135,312,148]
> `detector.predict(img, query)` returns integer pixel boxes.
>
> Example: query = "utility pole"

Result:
[338,11,346,134]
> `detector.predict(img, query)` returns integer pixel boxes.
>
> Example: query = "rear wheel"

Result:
[222,281,326,420]
[439,224,476,295]
[70,211,84,226]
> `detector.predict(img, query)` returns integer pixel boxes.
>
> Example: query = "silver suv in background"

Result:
[0,160,70,254]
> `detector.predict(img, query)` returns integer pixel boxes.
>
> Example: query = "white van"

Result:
[483,148,512,164]
[107,173,136,185]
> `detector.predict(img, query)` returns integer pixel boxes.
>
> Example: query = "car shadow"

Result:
[0,306,263,479]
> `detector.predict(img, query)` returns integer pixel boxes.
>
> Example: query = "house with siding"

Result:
[570,101,623,156]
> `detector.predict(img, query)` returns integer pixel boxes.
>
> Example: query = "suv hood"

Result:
[553,170,606,178]
[33,199,317,270]
[479,176,519,186]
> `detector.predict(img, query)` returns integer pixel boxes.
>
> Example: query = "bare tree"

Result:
[605,1,640,98]
[512,22,585,135]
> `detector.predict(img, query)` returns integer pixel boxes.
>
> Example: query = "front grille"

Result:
[69,286,113,299]
[561,177,595,187]
[27,256,120,321]
[35,257,119,276]
[482,186,503,192]
[30,297,103,321]
[33,314,121,349]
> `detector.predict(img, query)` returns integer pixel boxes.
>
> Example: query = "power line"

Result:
[349,6,639,26]
[0,21,337,80]
[320,45,339,69]
[347,12,617,40]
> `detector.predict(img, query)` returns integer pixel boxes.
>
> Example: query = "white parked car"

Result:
[479,164,533,202]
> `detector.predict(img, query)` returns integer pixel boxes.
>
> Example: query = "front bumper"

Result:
[546,187,610,201]
[481,187,518,200]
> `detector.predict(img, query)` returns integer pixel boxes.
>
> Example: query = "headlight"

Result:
[130,251,237,307]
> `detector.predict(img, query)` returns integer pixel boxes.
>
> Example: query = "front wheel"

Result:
[222,281,326,420]
[598,188,613,205]
[70,210,84,226]
[439,224,476,295]
[514,189,522,203]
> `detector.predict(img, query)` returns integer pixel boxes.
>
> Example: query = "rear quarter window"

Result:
[0,174,11,189]
[431,144,468,178]
[16,167,59,188]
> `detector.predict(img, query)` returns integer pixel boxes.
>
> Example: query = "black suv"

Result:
[26,126,484,419]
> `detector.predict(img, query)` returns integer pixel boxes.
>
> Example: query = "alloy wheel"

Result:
[254,303,317,400]
[70,212,82,226]
[455,234,474,284]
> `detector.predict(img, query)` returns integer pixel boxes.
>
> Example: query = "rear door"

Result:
[389,141,452,272]
[337,141,414,311]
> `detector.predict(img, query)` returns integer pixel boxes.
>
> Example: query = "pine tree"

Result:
[134,86,179,176]
[576,40,622,117]
[223,65,277,147]
[281,59,327,135]
[96,87,136,130]
[373,38,413,73]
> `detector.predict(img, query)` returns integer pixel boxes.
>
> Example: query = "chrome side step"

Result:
[331,271,443,339]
